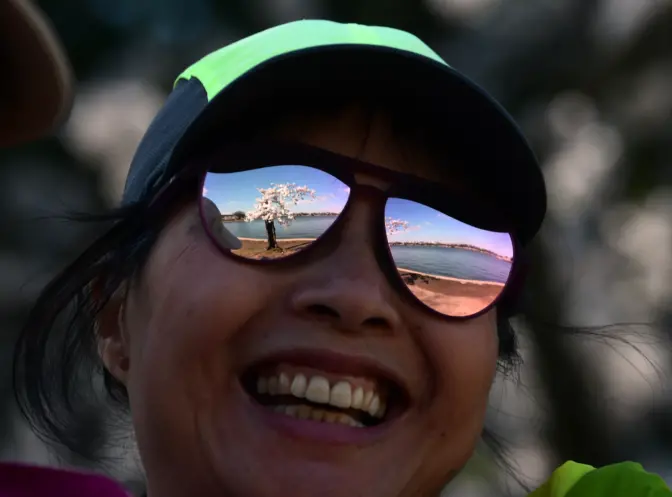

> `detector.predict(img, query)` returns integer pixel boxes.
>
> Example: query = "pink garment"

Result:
[0,462,130,497]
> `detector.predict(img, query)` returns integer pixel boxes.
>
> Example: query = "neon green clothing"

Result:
[530,461,672,497]
[176,20,446,99]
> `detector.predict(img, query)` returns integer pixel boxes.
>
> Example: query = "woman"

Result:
[10,19,671,497]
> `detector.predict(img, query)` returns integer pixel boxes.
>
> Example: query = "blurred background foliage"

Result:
[0,0,671,495]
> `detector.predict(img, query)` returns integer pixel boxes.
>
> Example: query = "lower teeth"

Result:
[271,404,364,428]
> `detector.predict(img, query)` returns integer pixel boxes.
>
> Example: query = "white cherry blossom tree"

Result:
[385,217,410,236]
[246,183,317,249]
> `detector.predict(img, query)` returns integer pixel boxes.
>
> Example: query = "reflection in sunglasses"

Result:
[201,165,513,317]
[385,197,512,317]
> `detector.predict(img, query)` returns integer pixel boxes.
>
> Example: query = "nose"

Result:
[290,274,402,334]
[288,197,402,334]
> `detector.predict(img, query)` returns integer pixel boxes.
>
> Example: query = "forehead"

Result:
[257,103,461,188]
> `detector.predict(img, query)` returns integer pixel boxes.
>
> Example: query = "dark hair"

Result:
[13,96,525,481]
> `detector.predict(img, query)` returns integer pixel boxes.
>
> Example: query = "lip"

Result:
[241,348,411,400]
[237,348,412,446]
[240,380,404,446]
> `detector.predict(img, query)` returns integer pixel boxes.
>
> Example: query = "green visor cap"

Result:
[123,19,547,245]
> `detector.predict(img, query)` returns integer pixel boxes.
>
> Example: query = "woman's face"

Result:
[100,105,500,497]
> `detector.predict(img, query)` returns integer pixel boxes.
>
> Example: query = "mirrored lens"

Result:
[201,165,350,260]
[385,198,514,317]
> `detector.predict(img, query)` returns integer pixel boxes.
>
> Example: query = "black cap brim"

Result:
[131,45,546,245]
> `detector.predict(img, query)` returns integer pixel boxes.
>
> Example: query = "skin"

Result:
[98,104,500,497]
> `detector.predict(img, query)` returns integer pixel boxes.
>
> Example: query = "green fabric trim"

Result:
[566,462,672,497]
[528,461,596,497]
[175,20,448,101]
[529,461,672,497]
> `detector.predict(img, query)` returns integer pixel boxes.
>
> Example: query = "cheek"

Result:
[124,219,272,455]
[422,312,499,440]
[138,243,271,382]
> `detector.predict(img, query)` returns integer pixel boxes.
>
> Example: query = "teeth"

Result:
[305,376,330,404]
[274,404,364,428]
[375,400,386,418]
[351,386,364,409]
[329,381,352,409]
[285,405,299,416]
[290,374,307,398]
[368,395,380,417]
[255,372,388,419]
[363,390,374,410]
[278,373,291,394]
[297,405,312,420]
[324,411,338,423]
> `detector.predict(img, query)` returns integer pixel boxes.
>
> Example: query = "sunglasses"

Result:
[166,142,519,320]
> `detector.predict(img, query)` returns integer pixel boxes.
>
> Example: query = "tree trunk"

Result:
[265,220,277,249]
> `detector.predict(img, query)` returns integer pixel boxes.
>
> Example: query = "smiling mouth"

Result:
[241,361,407,429]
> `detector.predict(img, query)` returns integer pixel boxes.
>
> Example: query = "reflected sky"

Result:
[204,166,349,215]
[204,166,513,258]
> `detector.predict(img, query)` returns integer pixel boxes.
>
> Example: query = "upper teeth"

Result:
[256,372,386,419]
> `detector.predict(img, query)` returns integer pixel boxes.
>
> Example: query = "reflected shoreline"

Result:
[233,236,511,263]
[237,237,315,242]
[390,242,511,263]
[230,238,507,288]
[397,268,504,288]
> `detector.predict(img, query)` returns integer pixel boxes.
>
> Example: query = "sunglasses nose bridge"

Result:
[334,190,386,251]
[324,196,396,289]
[288,215,402,334]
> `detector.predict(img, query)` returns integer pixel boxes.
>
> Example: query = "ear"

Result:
[96,287,131,386]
